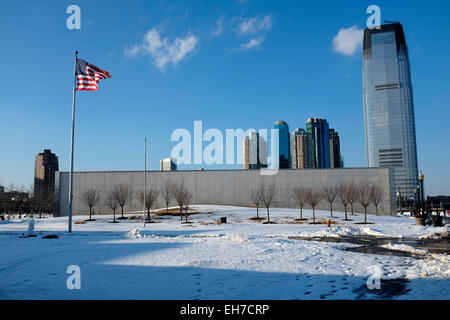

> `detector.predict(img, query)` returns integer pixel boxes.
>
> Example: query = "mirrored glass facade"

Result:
[362,23,418,198]
[274,120,290,169]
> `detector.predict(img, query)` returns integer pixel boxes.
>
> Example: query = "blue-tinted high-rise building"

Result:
[274,120,290,169]
[362,23,418,198]
[306,118,330,168]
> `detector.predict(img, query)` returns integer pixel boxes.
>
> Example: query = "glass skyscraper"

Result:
[362,23,418,198]
[306,118,330,168]
[328,128,342,168]
[274,120,290,169]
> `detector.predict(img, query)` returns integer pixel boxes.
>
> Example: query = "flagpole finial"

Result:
[74,50,78,55]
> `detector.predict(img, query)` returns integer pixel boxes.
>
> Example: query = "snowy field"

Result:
[0,205,448,300]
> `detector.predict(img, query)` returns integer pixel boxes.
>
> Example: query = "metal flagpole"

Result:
[143,138,147,227]
[68,51,78,233]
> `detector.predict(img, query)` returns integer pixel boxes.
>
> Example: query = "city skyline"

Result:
[1,1,450,196]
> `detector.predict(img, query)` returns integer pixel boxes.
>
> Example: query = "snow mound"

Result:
[127,228,142,239]
[419,229,450,240]
[360,227,390,237]
[381,243,429,255]
[222,234,249,243]
[304,225,391,238]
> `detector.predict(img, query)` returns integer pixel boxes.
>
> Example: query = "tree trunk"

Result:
[89,207,92,220]
[121,207,124,219]
[364,207,367,224]
[147,208,151,222]
[185,207,188,223]
[266,207,270,223]
[256,206,259,219]
[330,203,333,218]
[179,206,183,220]
[312,207,316,224]
[376,205,378,216]
[344,205,348,220]
[113,209,116,223]
[350,203,354,215]
[166,203,169,214]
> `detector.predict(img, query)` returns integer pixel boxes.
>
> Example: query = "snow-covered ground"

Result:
[0,205,448,300]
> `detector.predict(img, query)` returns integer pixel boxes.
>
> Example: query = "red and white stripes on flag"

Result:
[75,58,111,91]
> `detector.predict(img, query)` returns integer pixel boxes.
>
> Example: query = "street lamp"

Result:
[396,191,401,214]
[413,187,418,215]
[418,171,426,219]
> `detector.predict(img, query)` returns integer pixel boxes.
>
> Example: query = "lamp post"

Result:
[396,191,400,214]
[418,171,426,219]
[413,187,418,216]
[143,138,147,227]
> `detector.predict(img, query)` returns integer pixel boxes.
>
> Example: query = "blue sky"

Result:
[0,0,449,196]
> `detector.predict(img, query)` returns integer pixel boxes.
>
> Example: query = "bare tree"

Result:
[139,187,159,222]
[292,187,307,220]
[322,185,339,218]
[105,191,118,223]
[370,184,384,216]
[305,189,322,224]
[32,185,54,218]
[82,188,101,221]
[358,182,372,224]
[113,184,132,219]
[172,181,187,221]
[161,180,173,214]
[261,183,276,223]
[183,188,193,223]
[347,182,358,216]
[338,184,351,221]
[249,186,263,219]
[7,183,15,193]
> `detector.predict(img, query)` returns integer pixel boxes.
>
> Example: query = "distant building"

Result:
[290,128,309,169]
[306,118,330,168]
[243,132,267,170]
[160,157,177,171]
[426,196,450,211]
[274,120,290,169]
[34,149,59,196]
[329,128,342,168]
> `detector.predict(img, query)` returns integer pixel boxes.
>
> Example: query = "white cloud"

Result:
[239,36,264,50]
[124,45,141,57]
[332,25,363,56]
[236,14,272,35]
[125,28,198,71]
[212,16,224,37]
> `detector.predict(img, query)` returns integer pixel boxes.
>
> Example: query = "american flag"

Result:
[75,59,111,91]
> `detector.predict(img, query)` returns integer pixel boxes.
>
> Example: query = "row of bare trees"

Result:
[80,180,194,223]
[250,182,385,224]
[0,184,54,219]
[291,183,385,224]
